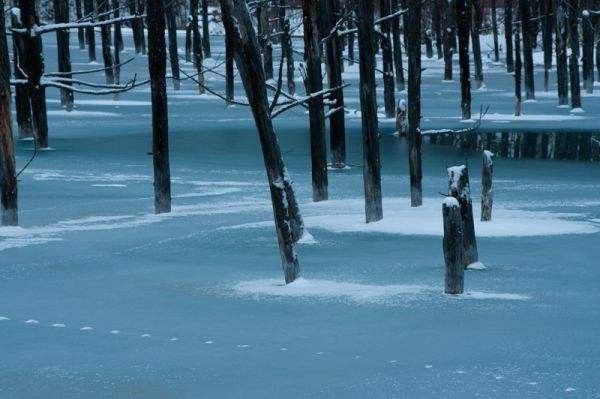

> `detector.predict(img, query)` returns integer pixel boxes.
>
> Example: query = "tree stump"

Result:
[481,151,493,221]
[443,197,464,294]
[448,165,478,268]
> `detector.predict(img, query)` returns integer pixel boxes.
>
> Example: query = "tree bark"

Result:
[201,0,211,58]
[0,0,18,225]
[303,0,328,201]
[505,0,514,73]
[83,0,96,62]
[442,198,464,294]
[147,0,171,214]
[166,1,181,90]
[220,0,302,283]
[54,0,74,111]
[456,0,471,120]
[519,0,535,100]
[407,1,422,207]
[357,0,383,222]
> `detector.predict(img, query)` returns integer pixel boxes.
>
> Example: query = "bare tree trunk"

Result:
[303,0,328,201]
[19,0,48,149]
[347,11,355,65]
[225,27,234,103]
[448,165,478,268]
[380,0,396,118]
[201,0,211,58]
[456,0,471,120]
[491,0,499,62]
[568,0,581,108]
[541,0,553,92]
[582,0,594,93]
[433,0,443,59]
[505,0,514,73]
[9,10,33,139]
[281,19,295,95]
[74,0,85,49]
[98,0,115,86]
[443,0,454,81]
[147,0,171,214]
[481,150,493,221]
[185,21,192,62]
[137,0,147,54]
[407,0,422,207]
[84,0,96,62]
[54,0,74,111]
[191,0,205,94]
[0,0,18,225]
[128,0,143,53]
[391,0,405,90]
[442,198,464,294]
[471,0,484,89]
[113,0,122,99]
[556,0,569,105]
[257,5,273,80]
[519,0,535,100]
[357,0,383,222]
[220,0,302,283]
[514,21,522,116]
[166,1,181,90]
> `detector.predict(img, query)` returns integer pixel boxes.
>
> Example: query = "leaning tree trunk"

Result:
[220,0,302,284]
[201,0,211,58]
[407,0,422,207]
[0,0,18,226]
[505,0,514,73]
[54,0,74,111]
[582,0,594,94]
[491,0,499,62]
[10,9,33,139]
[357,0,383,222]
[556,0,569,106]
[541,0,554,92]
[98,0,115,86]
[83,0,96,62]
[391,0,405,90]
[303,0,328,201]
[568,0,581,108]
[74,0,85,49]
[166,1,181,90]
[456,0,472,120]
[19,0,48,149]
[442,0,454,81]
[380,0,396,118]
[147,0,172,214]
[191,0,205,94]
[519,0,535,100]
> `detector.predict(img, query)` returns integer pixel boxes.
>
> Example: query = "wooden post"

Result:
[84,0,96,61]
[302,0,328,202]
[201,0,211,58]
[481,150,493,221]
[456,0,471,120]
[443,197,464,295]
[166,1,181,90]
[504,0,514,73]
[357,0,383,222]
[219,0,301,283]
[407,1,422,207]
[448,165,478,268]
[0,0,18,226]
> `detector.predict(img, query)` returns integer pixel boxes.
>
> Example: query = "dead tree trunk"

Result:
[147,0,171,214]
[281,20,295,95]
[505,0,514,73]
[128,0,143,53]
[112,0,124,52]
[442,197,464,294]
[556,0,569,106]
[582,1,594,94]
[514,21,522,116]
[166,1,181,90]
[74,0,85,49]
[225,27,234,103]
[54,0,74,111]
[448,165,478,268]
[491,0,499,62]
[357,0,383,222]
[380,0,396,118]
[302,0,328,201]
[19,0,48,149]
[456,0,471,119]
[391,0,405,90]
[257,5,273,80]
[471,0,484,89]
[137,0,147,54]
[10,10,33,139]
[98,0,115,86]
[433,0,443,59]
[443,0,454,81]
[407,1,422,207]
[541,0,553,92]
[201,0,211,58]
[0,0,18,226]
[347,11,356,65]
[481,150,493,221]
[567,0,581,108]
[519,0,535,100]
[185,20,192,62]
[191,0,205,94]
[84,0,96,62]
[220,0,302,283]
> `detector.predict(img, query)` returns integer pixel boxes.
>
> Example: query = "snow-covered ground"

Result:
[1,31,599,398]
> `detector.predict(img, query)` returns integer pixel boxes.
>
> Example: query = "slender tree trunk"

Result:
[433,0,443,59]
[137,0,147,54]
[84,0,96,62]
[514,21,522,116]
[491,0,499,62]
[281,19,295,95]
[113,0,124,52]
[519,0,535,100]
[10,10,33,139]
[201,0,211,58]
[74,0,85,49]
[391,0,405,90]
[147,0,171,214]
[567,0,581,108]
[0,0,18,225]
[556,0,569,105]
[505,0,514,72]
[98,0,115,86]
[481,150,493,221]
[191,0,205,94]
[347,12,355,65]
[582,0,594,93]
[442,198,464,294]
[357,0,383,222]
[185,21,192,62]
[447,165,478,268]
[303,0,328,201]
[407,1,422,207]
[225,27,234,103]
[19,0,48,149]
[220,0,302,283]
[456,0,471,120]
[128,0,142,53]
[443,0,454,81]
[541,0,554,92]
[166,1,181,90]
[471,0,484,89]
[380,0,396,118]
[54,0,74,111]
